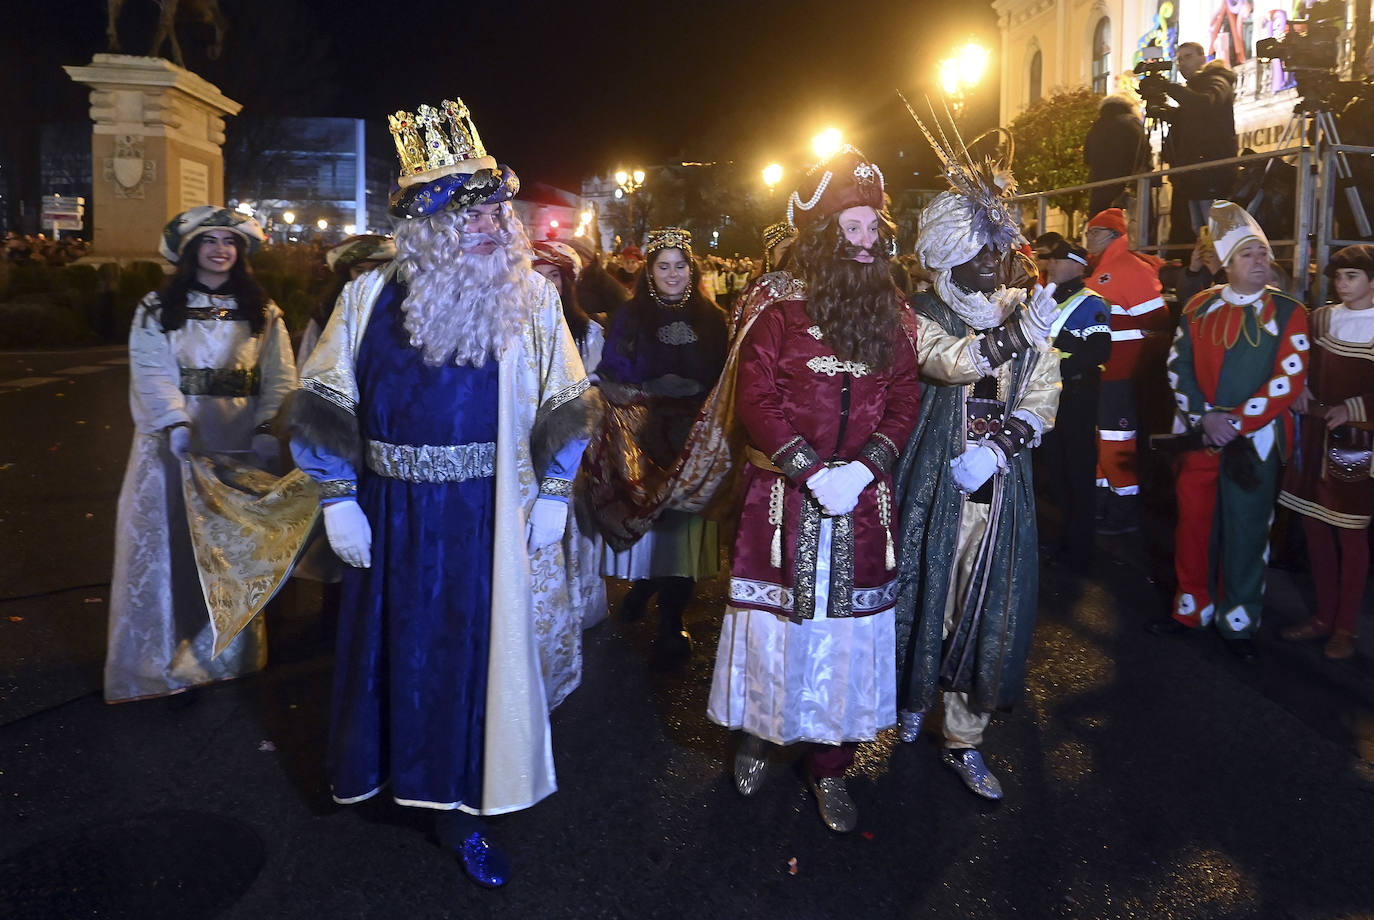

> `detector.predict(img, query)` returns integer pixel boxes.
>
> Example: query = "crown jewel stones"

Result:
[646,227,692,256]
[389,97,491,181]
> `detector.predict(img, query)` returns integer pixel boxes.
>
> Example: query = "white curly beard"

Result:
[392,206,534,367]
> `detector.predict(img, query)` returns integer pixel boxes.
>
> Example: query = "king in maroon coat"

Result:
[707,146,923,833]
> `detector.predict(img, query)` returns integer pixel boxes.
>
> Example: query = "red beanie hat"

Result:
[1086,208,1128,236]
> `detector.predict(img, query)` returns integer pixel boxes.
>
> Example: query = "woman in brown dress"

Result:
[1278,244,1374,660]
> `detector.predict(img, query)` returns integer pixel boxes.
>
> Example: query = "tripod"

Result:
[1268,97,1372,240]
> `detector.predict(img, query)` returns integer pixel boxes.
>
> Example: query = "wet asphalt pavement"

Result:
[2,347,1373,920]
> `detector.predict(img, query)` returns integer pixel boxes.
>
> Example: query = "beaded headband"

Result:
[646,227,693,257]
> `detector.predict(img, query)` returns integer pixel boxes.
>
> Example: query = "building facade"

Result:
[994,0,1372,151]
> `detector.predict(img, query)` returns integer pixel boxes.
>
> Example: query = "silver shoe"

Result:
[807,774,858,833]
[897,709,926,743]
[733,734,770,796]
[941,747,1003,800]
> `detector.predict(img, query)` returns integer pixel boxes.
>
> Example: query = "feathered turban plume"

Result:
[903,93,1025,270]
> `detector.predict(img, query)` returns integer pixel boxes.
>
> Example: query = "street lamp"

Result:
[939,42,988,118]
[343,223,357,236]
[812,128,843,161]
[282,210,295,225]
[316,218,328,231]
[762,163,783,195]
[614,167,647,242]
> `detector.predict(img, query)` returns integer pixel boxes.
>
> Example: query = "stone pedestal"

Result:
[63,54,241,262]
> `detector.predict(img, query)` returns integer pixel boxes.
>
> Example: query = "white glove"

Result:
[526,497,568,553]
[808,461,875,516]
[168,425,192,460]
[251,432,280,470]
[949,443,1001,494]
[1016,282,1059,347]
[324,499,372,568]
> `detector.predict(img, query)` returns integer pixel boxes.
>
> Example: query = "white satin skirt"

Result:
[707,606,897,746]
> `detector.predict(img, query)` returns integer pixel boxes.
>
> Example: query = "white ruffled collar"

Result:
[1220,284,1266,307]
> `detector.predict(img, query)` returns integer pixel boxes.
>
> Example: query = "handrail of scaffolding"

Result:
[1008,141,1374,304]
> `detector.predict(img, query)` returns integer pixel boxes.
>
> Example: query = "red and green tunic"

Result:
[1168,285,1309,454]
[1165,284,1310,635]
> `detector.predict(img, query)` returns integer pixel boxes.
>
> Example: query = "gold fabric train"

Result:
[581,273,805,551]
[180,453,320,658]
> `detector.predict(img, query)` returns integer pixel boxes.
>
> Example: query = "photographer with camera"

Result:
[1157,42,1239,238]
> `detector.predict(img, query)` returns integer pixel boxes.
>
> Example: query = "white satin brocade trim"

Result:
[806,354,871,377]
[706,606,898,745]
[364,439,496,483]
[539,477,573,497]
[657,321,699,345]
[302,376,356,413]
[545,376,591,413]
[728,577,898,615]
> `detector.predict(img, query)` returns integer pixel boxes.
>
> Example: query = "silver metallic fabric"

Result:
[364,439,496,483]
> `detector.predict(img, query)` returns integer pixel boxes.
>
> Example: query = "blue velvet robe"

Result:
[327,284,498,808]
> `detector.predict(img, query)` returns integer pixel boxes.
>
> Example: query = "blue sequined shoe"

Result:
[897,709,925,743]
[941,747,1004,800]
[459,831,511,888]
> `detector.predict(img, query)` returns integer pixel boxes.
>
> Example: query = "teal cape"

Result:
[893,291,1045,714]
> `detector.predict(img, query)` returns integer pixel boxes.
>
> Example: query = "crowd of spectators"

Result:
[4,232,90,266]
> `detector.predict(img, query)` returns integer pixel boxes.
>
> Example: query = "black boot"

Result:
[653,576,694,665]
[1096,492,1140,535]
[619,579,656,622]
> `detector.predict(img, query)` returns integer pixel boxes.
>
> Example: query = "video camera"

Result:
[1255,0,1344,104]
[1134,50,1175,121]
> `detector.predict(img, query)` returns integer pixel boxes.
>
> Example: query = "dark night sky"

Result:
[5,0,1000,192]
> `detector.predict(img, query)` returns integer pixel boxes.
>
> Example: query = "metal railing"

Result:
[1010,141,1374,306]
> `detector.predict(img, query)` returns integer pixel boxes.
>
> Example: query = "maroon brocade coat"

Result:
[730,298,923,621]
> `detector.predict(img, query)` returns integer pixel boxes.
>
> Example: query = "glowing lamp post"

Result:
[614,167,647,242]
[812,128,843,161]
[762,162,783,196]
[939,42,988,119]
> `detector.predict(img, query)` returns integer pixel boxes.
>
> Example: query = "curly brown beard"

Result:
[792,214,903,371]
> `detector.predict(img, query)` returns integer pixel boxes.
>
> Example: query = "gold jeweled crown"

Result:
[646,227,693,257]
[388,98,498,188]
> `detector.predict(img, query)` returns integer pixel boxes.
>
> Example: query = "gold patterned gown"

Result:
[105,290,297,702]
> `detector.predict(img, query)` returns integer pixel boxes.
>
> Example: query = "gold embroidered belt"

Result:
[364,439,496,483]
[745,445,784,473]
[180,367,260,397]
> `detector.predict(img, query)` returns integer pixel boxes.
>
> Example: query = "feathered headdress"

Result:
[902,92,1025,270]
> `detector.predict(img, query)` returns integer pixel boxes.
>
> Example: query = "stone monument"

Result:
[63,54,240,262]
